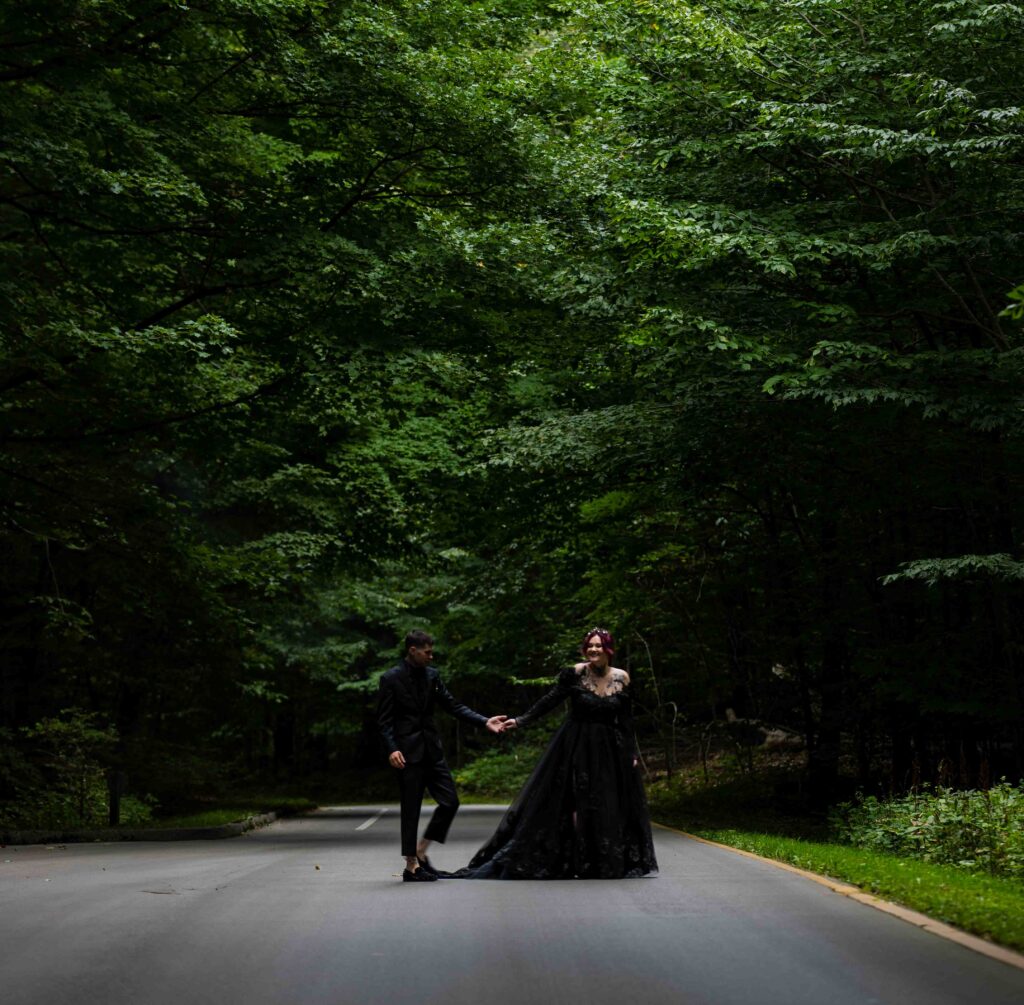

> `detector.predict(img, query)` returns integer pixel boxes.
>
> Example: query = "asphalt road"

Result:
[3,805,1023,1005]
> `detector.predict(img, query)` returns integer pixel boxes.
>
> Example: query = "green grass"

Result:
[140,796,317,829]
[140,808,268,828]
[654,817,1024,952]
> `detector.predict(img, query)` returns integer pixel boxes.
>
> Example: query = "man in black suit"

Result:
[377,629,506,882]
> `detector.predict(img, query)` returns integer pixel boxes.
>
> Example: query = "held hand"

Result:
[501,718,519,733]
[485,715,508,734]
[389,750,406,769]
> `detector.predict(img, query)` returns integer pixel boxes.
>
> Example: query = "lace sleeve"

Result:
[617,687,640,760]
[513,667,577,728]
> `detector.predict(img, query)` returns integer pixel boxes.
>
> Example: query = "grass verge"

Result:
[658,818,1024,953]
[143,808,271,828]
[143,796,317,829]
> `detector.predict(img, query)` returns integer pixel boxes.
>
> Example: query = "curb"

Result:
[1,811,278,845]
[653,821,1024,973]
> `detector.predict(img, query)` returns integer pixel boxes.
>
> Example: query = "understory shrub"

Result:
[1,784,155,830]
[454,738,550,798]
[0,710,156,830]
[830,782,1024,878]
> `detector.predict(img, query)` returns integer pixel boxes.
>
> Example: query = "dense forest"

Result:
[2,0,1023,825]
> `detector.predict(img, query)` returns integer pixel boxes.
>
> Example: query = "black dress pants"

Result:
[396,755,460,857]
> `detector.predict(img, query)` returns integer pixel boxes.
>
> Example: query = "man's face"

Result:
[407,644,433,668]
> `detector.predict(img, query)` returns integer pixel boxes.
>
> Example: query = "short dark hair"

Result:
[404,629,434,653]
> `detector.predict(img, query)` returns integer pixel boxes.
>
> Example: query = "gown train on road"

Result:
[449,666,658,879]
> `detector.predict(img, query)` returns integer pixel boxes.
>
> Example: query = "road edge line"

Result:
[652,821,1024,973]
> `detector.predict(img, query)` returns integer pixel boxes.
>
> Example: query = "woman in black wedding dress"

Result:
[449,628,657,880]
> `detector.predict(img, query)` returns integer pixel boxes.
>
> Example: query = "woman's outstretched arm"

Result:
[506,666,577,729]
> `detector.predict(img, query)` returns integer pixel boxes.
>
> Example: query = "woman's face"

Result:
[584,634,609,668]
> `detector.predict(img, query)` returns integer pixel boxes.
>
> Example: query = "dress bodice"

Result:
[568,684,629,725]
[516,666,635,744]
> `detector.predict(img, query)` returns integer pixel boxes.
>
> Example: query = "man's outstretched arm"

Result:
[434,677,506,733]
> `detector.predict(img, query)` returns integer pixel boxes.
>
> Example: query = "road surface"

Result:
[3,805,1023,1004]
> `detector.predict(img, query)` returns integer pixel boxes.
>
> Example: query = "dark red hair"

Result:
[579,627,615,657]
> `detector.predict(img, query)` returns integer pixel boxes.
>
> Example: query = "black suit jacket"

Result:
[377,659,488,764]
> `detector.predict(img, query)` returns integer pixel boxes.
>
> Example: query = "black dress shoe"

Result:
[402,867,438,882]
[417,855,439,876]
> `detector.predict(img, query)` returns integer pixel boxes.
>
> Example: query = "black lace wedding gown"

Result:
[450,666,658,879]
